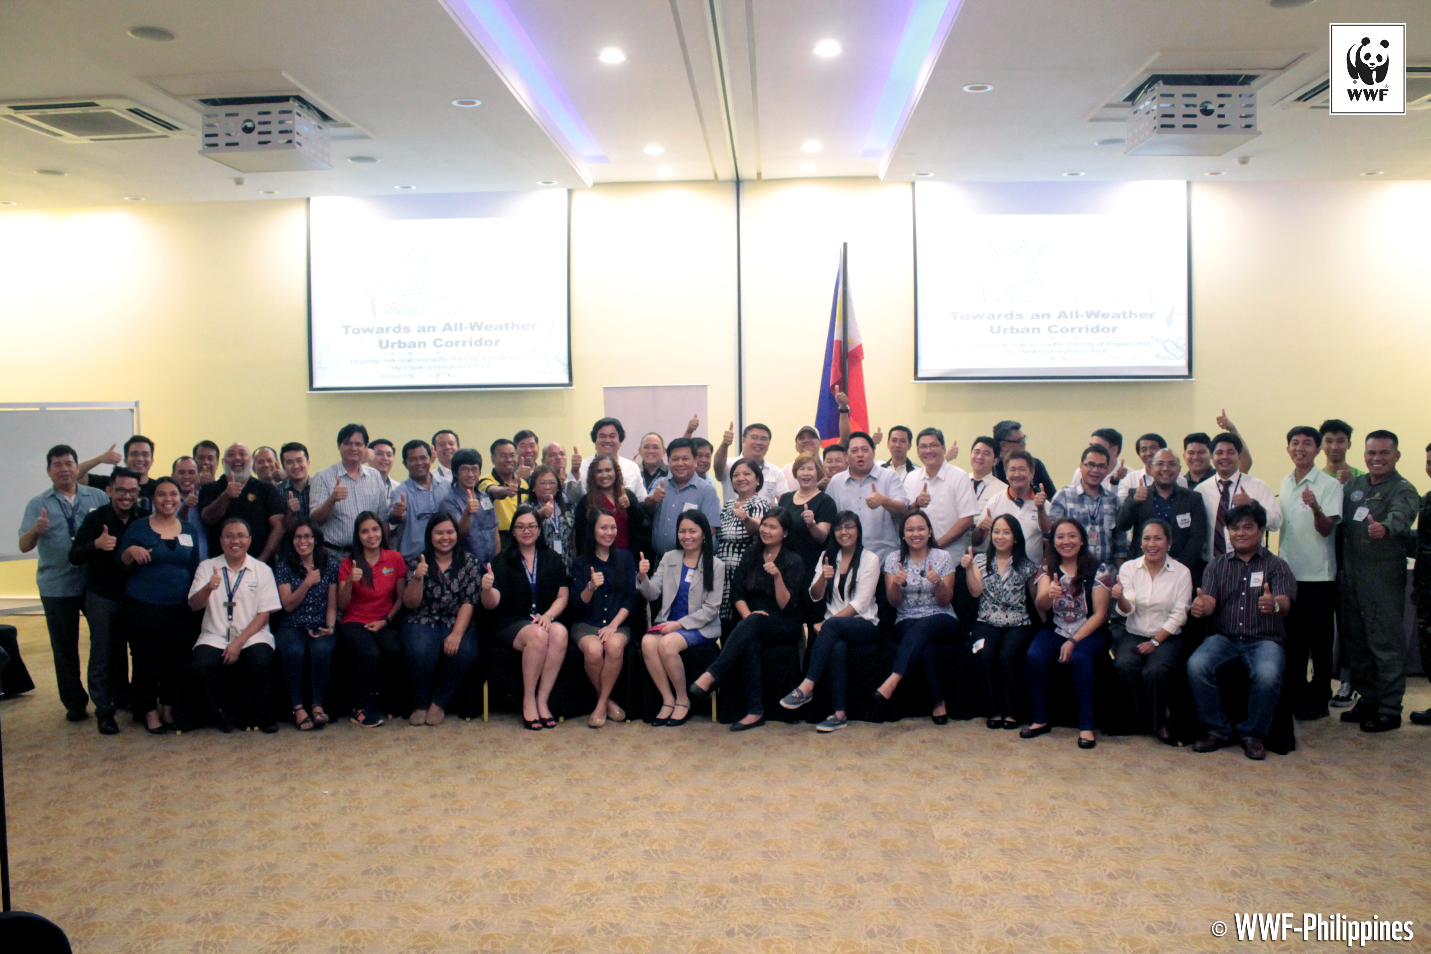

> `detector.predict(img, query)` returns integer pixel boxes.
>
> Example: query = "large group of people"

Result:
[13,406,1430,760]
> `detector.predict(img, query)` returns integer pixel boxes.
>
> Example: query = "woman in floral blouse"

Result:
[715,458,769,625]
[963,513,1043,730]
[400,512,480,726]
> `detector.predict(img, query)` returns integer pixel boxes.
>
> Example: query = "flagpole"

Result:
[839,242,849,394]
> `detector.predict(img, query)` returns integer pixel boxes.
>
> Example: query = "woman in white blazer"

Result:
[638,510,725,727]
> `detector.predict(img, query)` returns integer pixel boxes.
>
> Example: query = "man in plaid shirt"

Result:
[1046,444,1127,566]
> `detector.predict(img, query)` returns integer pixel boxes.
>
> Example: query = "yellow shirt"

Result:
[477,475,530,531]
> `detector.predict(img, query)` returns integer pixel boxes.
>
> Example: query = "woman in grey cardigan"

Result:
[638,511,725,727]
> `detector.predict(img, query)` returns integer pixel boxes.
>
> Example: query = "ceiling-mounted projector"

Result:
[1125,82,1260,156]
[198,96,331,172]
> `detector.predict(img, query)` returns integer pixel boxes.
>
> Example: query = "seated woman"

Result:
[638,511,725,727]
[337,511,407,728]
[186,516,283,733]
[779,510,881,732]
[689,509,804,731]
[569,512,638,727]
[480,504,570,730]
[1024,517,1113,749]
[1110,518,1193,742]
[528,464,575,569]
[873,509,959,723]
[715,458,769,627]
[963,514,1043,730]
[273,520,338,731]
[440,447,500,569]
[777,452,836,592]
[400,512,481,726]
[120,477,201,733]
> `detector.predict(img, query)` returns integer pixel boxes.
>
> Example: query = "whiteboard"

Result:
[602,386,709,458]
[1,403,139,561]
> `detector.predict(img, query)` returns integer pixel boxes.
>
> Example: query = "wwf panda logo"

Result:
[1346,37,1391,86]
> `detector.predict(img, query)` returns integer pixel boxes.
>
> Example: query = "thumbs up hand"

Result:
[1300,486,1317,508]
[208,569,222,591]
[1134,481,1149,503]
[977,511,994,534]
[304,566,322,588]
[348,566,364,587]
[871,426,883,447]
[539,499,554,520]
[589,566,605,590]
[226,475,245,499]
[1033,490,1048,509]
[914,482,931,509]
[687,412,700,434]
[287,490,300,513]
[481,562,495,591]
[1113,458,1128,482]
[100,443,123,465]
[1258,582,1276,615]
[1231,489,1253,507]
[570,446,582,479]
[650,482,666,505]
[1367,515,1388,540]
[466,488,481,514]
[637,552,650,578]
[390,492,407,520]
[733,501,750,522]
[820,560,835,580]
[1216,408,1235,433]
[960,551,973,569]
[1046,575,1065,601]
[946,440,959,463]
[414,554,429,580]
[34,507,51,534]
[925,563,942,585]
[1111,581,1124,603]
[184,489,199,509]
[801,503,815,527]
[95,525,117,551]
[763,558,780,578]
[893,564,908,587]
[330,481,349,503]
[1190,587,1214,618]
[722,421,735,448]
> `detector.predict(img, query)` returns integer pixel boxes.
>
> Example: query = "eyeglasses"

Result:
[1000,436,1027,447]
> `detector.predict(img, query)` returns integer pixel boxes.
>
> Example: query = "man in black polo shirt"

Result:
[82,435,158,514]
[989,420,1057,498]
[1117,448,1208,584]
[68,467,143,735]
[198,443,284,560]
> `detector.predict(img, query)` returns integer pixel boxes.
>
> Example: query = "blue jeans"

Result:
[1187,633,1285,741]
[274,624,338,710]
[806,616,880,713]
[403,621,479,709]
[1025,626,1110,731]
[892,615,958,705]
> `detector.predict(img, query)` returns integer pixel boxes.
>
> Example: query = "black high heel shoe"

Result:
[687,678,714,702]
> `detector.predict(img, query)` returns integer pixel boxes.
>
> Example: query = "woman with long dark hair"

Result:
[872,509,959,723]
[638,510,725,727]
[572,454,650,563]
[779,510,882,732]
[337,510,407,727]
[400,512,480,726]
[569,511,638,727]
[963,513,1043,730]
[273,520,338,730]
[1024,517,1113,749]
[481,503,570,730]
[689,508,804,731]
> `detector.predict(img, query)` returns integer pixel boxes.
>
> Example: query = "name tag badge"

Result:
[1353,506,1371,523]
[178,533,193,547]
[682,502,699,512]
[1249,571,1264,588]
[1176,513,1192,528]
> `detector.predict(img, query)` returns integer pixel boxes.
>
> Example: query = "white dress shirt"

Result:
[1277,468,1343,582]
[904,462,981,560]
[967,473,1007,554]
[188,554,283,651]
[809,549,882,623]
[1194,471,1282,562]
[1114,556,1193,640]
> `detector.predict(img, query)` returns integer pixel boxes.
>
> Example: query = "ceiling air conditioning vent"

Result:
[0,97,190,141]
[1279,65,1431,109]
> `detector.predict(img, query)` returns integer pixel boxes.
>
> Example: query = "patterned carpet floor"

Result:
[1,616,1427,954]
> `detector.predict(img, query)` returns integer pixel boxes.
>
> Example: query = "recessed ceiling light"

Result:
[963,84,993,93]
[656,166,673,176]
[537,180,558,185]
[914,171,934,177]
[128,26,174,41]
[451,99,482,108]
[801,139,822,153]
[813,39,842,58]
[643,143,665,156]
[395,185,416,190]
[1268,0,1316,8]
[799,162,816,174]
[1062,171,1084,177]
[347,155,380,164]
[123,197,145,201]
[598,47,626,64]
[1095,138,1126,147]
[1361,170,1385,176]
[35,169,66,177]
[260,190,279,194]
[1204,171,1225,176]
[0,201,17,206]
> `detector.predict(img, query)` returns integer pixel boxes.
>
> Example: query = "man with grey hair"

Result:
[198,443,285,560]
[989,420,1057,498]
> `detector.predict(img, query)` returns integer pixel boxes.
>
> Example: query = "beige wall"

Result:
[3,177,1428,594]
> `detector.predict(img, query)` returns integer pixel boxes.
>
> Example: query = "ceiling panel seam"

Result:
[704,0,742,181]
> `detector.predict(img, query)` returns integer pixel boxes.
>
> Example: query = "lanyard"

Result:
[524,553,539,612]
[222,566,247,622]
[54,493,79,538]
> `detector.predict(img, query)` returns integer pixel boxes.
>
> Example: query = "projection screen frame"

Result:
[911,181,1194,383]
[305,191,574,394]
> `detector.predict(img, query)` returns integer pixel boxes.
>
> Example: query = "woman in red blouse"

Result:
[337,510,407,727]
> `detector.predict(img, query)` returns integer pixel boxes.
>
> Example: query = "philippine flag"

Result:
[814,244,868,445]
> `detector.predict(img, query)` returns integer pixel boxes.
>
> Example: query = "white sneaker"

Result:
[1330,683,1358,708]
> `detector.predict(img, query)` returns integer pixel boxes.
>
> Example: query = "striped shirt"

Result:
[1200,547,1297,643]
[310,462,392,549]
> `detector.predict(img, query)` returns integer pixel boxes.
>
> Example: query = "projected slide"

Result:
[914,181,1189,380]
[309,191,570,391]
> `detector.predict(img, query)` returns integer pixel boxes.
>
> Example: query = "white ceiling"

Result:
[0,0,1427,209]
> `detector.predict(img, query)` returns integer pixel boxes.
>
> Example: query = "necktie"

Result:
[1214,479,1231,555]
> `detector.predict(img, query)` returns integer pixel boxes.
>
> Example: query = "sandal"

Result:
[522,717,543,731]
[542,715,558,729]
[294,706,315,732]
[311,707,329,728]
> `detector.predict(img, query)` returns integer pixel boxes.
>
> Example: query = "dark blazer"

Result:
[488,545,569,627]
[1117,485,1208,582]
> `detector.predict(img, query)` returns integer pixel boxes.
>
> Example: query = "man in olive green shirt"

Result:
[1339,430,1420,732]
